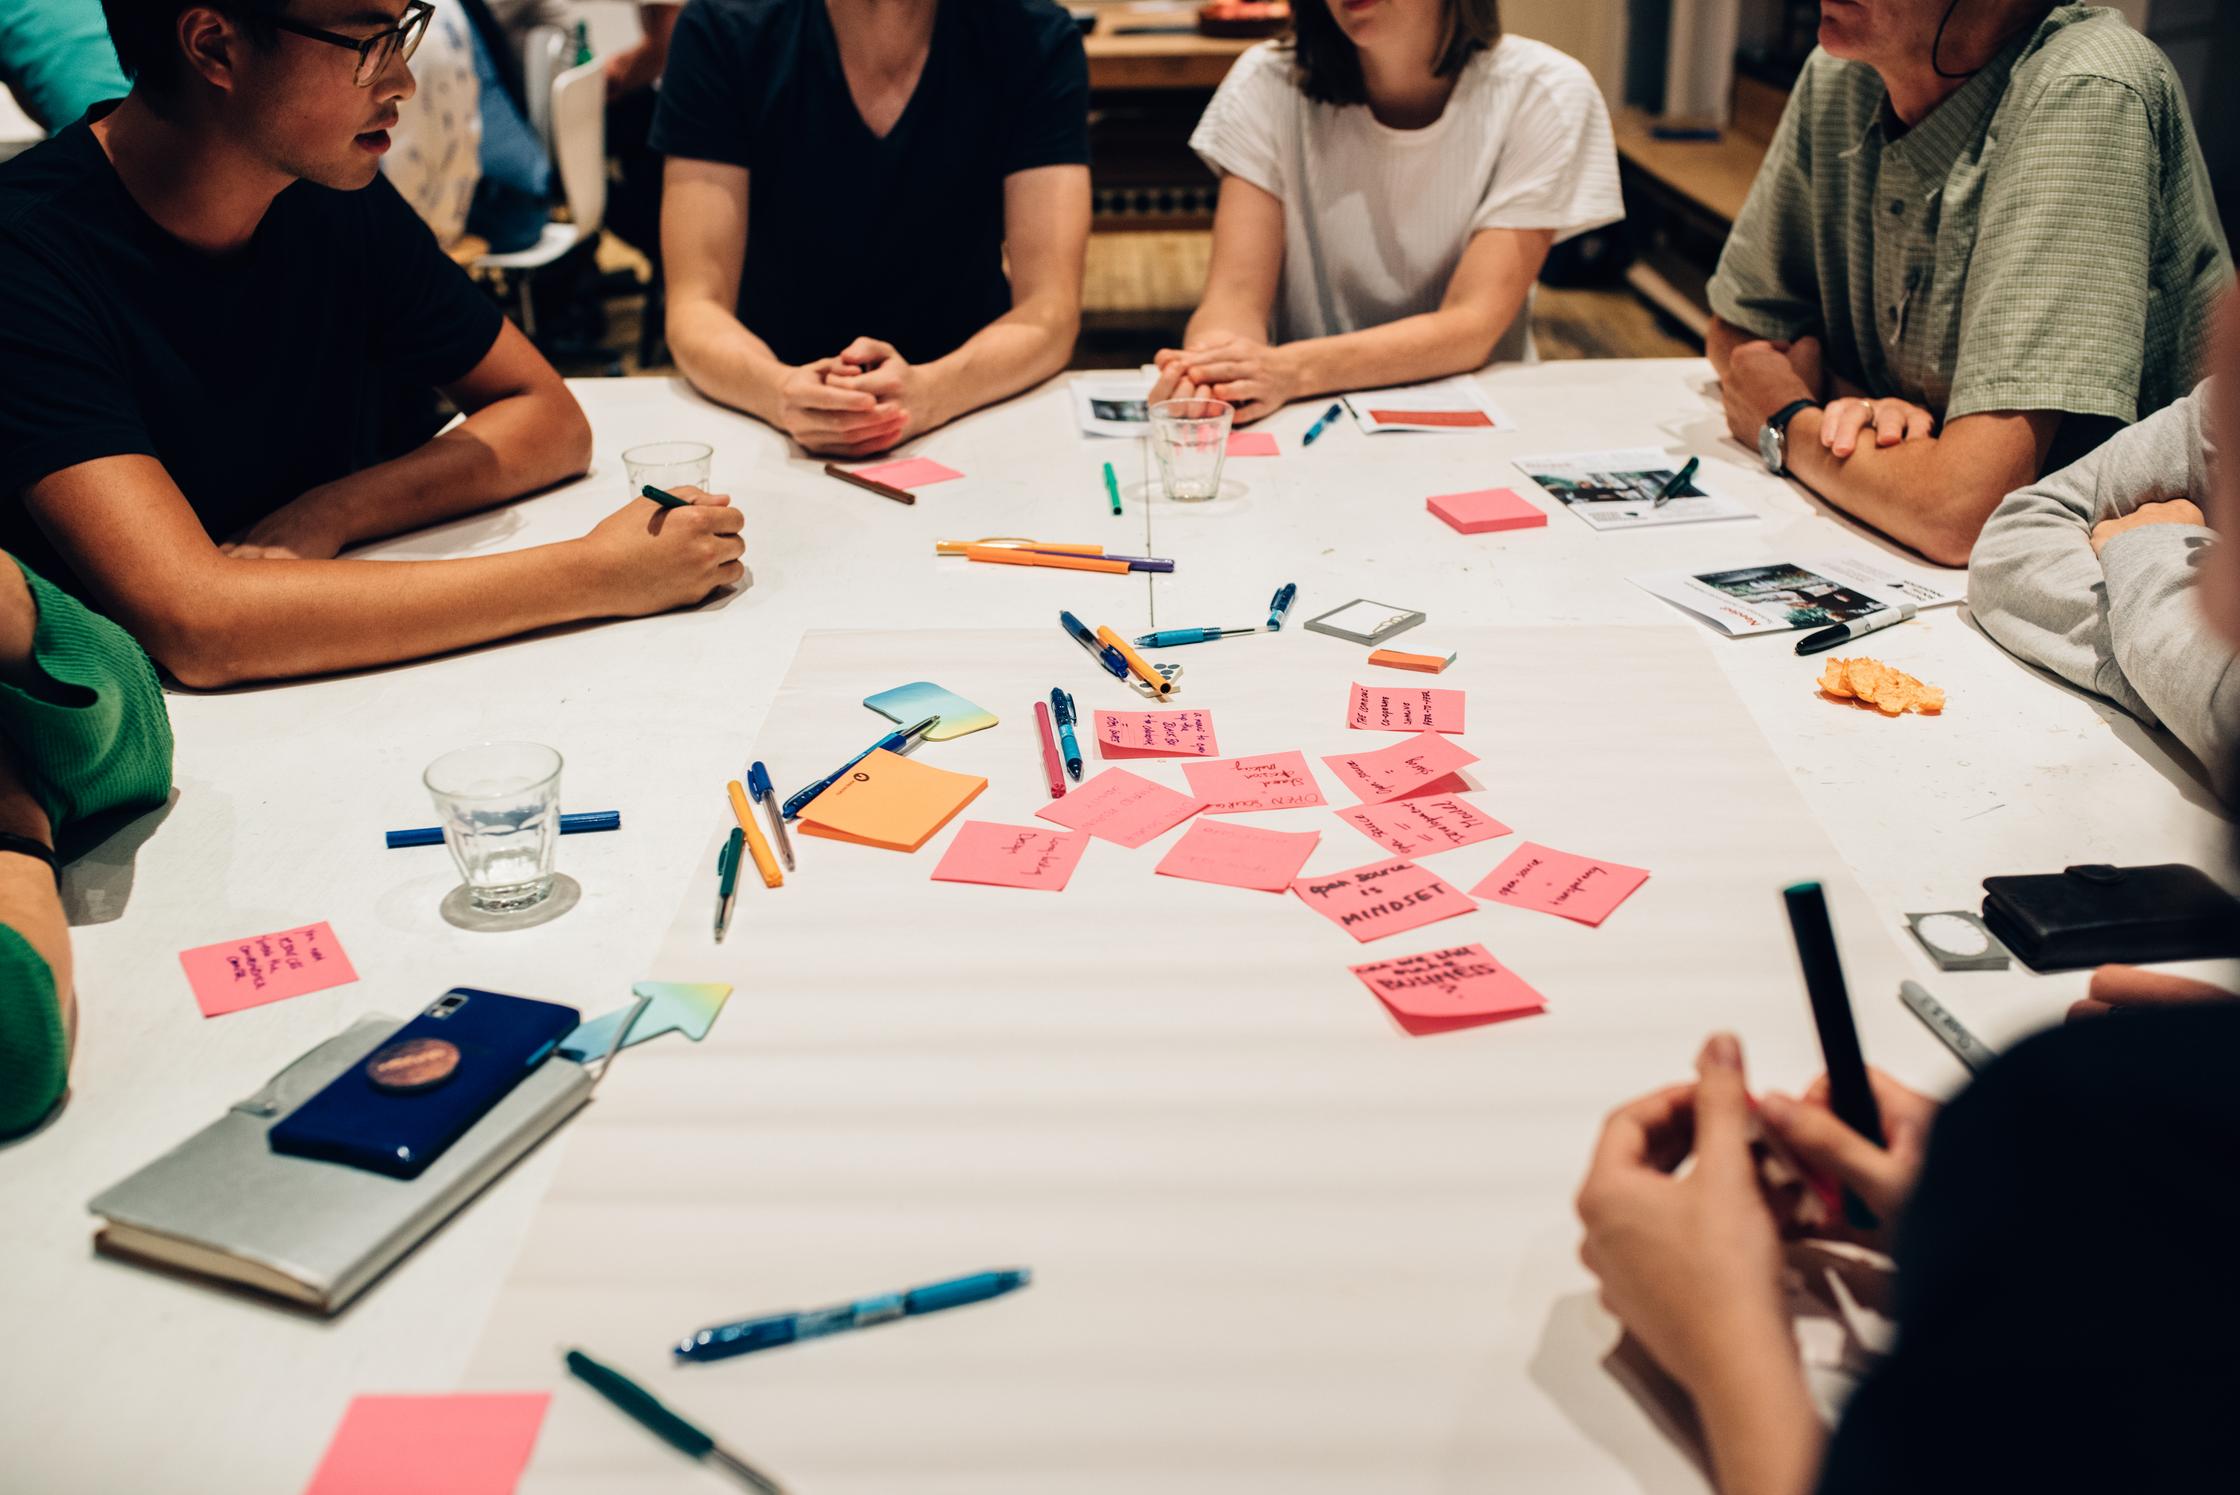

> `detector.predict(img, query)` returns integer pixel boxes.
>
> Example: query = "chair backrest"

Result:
[548,58,608,239]
[519,24,567,149]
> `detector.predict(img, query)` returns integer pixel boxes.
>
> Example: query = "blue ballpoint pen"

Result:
[1133,626,1255,648]
[745,762,795,871]
[385,810,619,849]
[1049,689,1083,779]
[674,1268,1033,1364]
[1265,582,1297,630]
[1058,609,1131,681]
[780,714,941,820]
[1301,402,1344,446]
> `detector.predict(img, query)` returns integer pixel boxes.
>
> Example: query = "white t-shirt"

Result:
[1189,36,1623,360]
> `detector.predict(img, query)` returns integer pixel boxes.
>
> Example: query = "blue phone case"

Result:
[269,988,581,1179]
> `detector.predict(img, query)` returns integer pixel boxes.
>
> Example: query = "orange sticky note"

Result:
[1321,731,1479,804]
[1037,768,1203,847]
[1349,943,1547,1034]
[1472,841,1650,926]
[851,456,962,489]
[1346,682,1465,733]
[1155,819,1320,892]
[302,1393,550,1495]
[1291,857,1477,943]
[796,748,987,852]
[931,821,1090,891]
[1093,708,1219,759]
[179,922,358,1018]
[1368,648,1455,674]
[1180,751,1326,813]
[1336,795,1512,858]
[1226,431,1280,457]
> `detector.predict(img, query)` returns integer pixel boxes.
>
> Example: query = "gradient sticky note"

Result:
[1155,820,1319,892]
[1349,943,1546,1035]
[302,1393,549,1495]
[932,821,1090,891]
[1472,842,1650,927]
[1337,796,1512,858]
[1346,682,1466,734]
[864,682,998,741]
[851,456,963,489]
[1037,768,1203,848]
[797,749,986,851]
[179,922,357,1018]
[1291,858,1476,943]
[1180,752,1326,813]
[1428,487,1546,534]
[1094,708,1218,758]
[558,981,734,1060]
[1321,731,1479,804]
[1227,431,1280,457]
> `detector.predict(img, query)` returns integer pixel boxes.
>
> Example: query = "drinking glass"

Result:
[1149,399,1233,502]
[623,440,713,498]
[423,742,563,915]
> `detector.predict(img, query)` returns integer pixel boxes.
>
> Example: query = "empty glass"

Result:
[622,440,713,498]
[1149,399,1233,502]
[423,742,563,915]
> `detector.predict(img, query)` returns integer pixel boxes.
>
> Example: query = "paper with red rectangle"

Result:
[1036,768,1203,847]
[1349,943,1547,1032]
[1179,751,1326,813]
[1094,708,1218,759]
[1155,819,1320,892]
[178,922,358,1018]
[1290,857,1476,943]
[302,1393,550,1495]
[1427,487,1547,534]
[1336,795,1512,858]
[1472,841,1651,926]
[931,821,1090,891]
[1347,682,1465,734]
[1226,431,1280,457]
[849,456,963,489]
[1321,731,1479,804]
[1367,408,1491,428]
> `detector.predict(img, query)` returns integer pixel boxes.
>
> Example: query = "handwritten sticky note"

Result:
[1337,795,1512,858]
[851,456,963,490]
[932,821,1090,891]
[1155,819,1320,892]
[303,1393,550,1495]
[1291,857,1476,943]
[1180,751,1326,813]
[1427,487,1546,534]
[1349,943,1547,1033]
[1347,682,1465,734]
[1472,841,1651,927]
[1227,431,1280,457]
[1037,768,1203,848]
[796,748,987,852]
[1321,731,1479,804]
[1094,708,1219,759]
[178,922,358,1018]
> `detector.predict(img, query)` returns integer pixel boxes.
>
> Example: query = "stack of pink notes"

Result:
[1290,857,1476,942]
[1321,730,1479,803]
[1472,841,1650,926]
[931,821,1091,891]
[1094,708,1219,759]
[1037,768,1204,847]
[1155,820,1320,892]
[1179,751,1326,813]
[1346,682,1465,734]
[1349,943,1547,1035]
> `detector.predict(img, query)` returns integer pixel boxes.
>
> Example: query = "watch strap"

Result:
[1765,398,1821,474]
[0,831,59,885]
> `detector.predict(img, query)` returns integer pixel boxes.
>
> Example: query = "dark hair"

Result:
[1285,0,1502,108]
[101,1,276,93]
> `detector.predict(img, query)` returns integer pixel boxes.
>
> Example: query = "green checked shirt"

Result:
[1709,5,2230,456]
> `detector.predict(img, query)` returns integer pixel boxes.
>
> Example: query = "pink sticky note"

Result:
[1037,768,1204,847]
[1337,795,1512,858]
[1291,857,1477,943]
[1427,487,1546,534]
[1094,708,1219,759]
[1346,681,1466,734]
[1349,943,1547,1034]
[1180,751,1326,813]
[1155,819,1321,892]
[302,1393,550,1495]
[1321,731,1480,805]
[932,821,1090,891]
[179,922,358,1018]
[1227,431,1280,457]
[1472,841,1651,927]
[850,456,964,490]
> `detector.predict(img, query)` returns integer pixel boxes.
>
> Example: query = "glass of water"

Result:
[1149,399,1233,502]
[423,742,563,915]
[622,440,713,498]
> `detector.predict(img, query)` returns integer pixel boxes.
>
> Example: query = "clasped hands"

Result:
[1720,334,1936,460]
[776,337,933,457]
[1148,335,1302,425]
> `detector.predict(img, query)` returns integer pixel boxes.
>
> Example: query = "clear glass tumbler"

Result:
[1149,399,1234,502]
[423,742,563,915]
[622,440,713,498]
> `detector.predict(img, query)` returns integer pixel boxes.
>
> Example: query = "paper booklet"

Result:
[1631,555,1959,636]
[1341,375,1514,434]
[1513,447,1753,530]
[1069,369,1160,437]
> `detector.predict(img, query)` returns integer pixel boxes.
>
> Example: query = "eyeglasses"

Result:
[263,1,433,87]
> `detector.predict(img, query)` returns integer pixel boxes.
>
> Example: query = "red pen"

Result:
[1033,701,1067,799]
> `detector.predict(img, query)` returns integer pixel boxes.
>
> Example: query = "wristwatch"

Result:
[1759,398,1821,476]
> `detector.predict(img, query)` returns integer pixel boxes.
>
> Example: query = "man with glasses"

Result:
[0,3,745,687]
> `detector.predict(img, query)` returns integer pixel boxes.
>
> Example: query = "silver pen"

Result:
[1898,980,1996,1073]
[747,761,794,871]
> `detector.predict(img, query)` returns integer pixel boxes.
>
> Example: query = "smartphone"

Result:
[269,988,581,1180]
[1781,881,1884,1228]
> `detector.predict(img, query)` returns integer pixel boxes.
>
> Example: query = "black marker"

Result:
[1782,881,1884,1229]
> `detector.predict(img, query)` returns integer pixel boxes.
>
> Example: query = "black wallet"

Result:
[1980,863,2240,972]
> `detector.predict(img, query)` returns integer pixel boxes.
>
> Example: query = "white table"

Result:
[2,363,2227,1493]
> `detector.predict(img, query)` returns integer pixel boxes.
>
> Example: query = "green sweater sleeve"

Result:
[0,923,63,1137]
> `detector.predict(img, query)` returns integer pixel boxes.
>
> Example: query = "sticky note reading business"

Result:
[178,921,358,1018]
[1154,819,1320,892]
[1290,857,1477,942]
[795,748,987,852]
[1346,682,1466,734]
[932,821,1090,891]
[1180,751,1326,813]
[1472,841,1651,926]
[1349,943,1547,1029]
[1036,768,1204,847]
[1337,795,1512,858]
[302,1392,550,1495]
[1321,730,1479,804]
[1094,708,1219,759]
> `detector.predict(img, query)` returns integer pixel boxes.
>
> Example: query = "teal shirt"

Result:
[0,0,126,134]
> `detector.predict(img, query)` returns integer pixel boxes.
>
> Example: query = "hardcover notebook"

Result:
[88,1015,593,1314]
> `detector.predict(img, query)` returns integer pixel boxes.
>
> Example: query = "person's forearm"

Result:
[917,294,1079,430]
[1690,1319,1826,1495]
[1182,292,1270,351]
[1782,413,1998,567]
[668,298,797,427]
[1274,304,1516,404]
[1707,317,1751,380]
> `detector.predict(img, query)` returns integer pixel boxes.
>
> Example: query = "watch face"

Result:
[1759,421,1784,474]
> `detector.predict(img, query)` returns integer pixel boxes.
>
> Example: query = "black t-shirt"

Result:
[0,111,504,594]
[651,0,1089,368]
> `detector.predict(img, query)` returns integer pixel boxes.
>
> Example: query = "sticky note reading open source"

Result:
[1321,731,1479,804]
[1472,841,1650,927]
[1095,708,1219,759]
[1346,682,1465,734]
[1290,857,1476,942]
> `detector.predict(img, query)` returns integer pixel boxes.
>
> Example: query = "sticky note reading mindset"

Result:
[1346,682,1466,734]
[1337,795,1513,858]
[178,921,358,1018]
[1095,708,1219,759]
[932,821,1091,891]
[796,748,987,852]
[1155,819,1321,892]
[1180,751,1326,813]
[1290,857,1476,943]
[1349,943,1547,1032]
[1472,841,1651,927]
[1036,767,1204,848]
[302,1392,551,1495]
[1321,730,1479,804]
